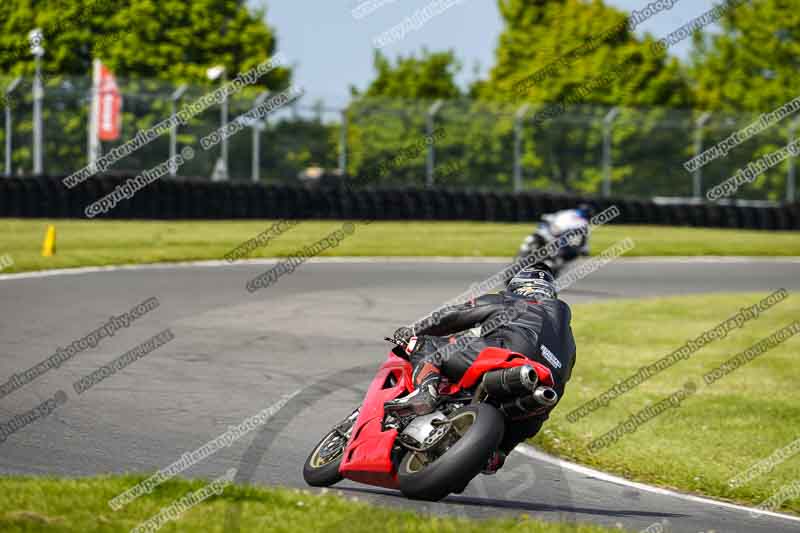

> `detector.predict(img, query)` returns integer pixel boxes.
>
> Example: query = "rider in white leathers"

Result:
[518,203,594,273]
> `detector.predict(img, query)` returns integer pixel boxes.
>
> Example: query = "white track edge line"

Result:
[514,444,800,523]
[1,256,799,282]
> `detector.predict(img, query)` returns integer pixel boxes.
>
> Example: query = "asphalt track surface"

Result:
[1,258,799,533]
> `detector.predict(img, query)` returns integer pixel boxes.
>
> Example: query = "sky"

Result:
[258,0,723,112]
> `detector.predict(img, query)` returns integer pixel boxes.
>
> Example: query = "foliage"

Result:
[354,49,462,100]
[689,0,799,200]
[690,0,800,113]
[0,0,288,87]
[474,0,692,195]
[347,50,466,188]
[0,0,290,177]
[0,0,796,199]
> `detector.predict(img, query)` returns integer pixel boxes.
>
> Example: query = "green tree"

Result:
[355,49,462,100]
[690,0,799,112]
[485,0,688,107]
[0,0,288,85]
[347,50,462,188]
[0,0,290,177]
[477,0,692,196]
[689,0,796,200]
[259,115,339,182]
[348,49,526,191]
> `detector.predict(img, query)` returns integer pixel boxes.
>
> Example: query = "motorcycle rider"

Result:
[518,203,594,271]
[384,264,576,473]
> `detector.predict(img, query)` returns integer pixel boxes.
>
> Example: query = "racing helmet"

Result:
[576,202,595,220]
[507,264,557,300]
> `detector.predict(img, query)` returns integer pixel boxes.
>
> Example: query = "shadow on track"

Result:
[336,486,687,520]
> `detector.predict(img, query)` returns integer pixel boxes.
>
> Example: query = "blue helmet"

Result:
[576,202,595,220]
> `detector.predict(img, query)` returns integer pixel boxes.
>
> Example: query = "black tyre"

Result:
[398,404,505,501]
[302,410,357,487]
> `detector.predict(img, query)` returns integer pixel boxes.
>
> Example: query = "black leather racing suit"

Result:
[409,291,576,454]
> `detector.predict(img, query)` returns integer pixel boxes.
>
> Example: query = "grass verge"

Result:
[0,475,615,532]
[0,219,798,273]
[534,292,800,515]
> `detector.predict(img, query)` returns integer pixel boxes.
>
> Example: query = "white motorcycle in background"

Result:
[514,206,592,277]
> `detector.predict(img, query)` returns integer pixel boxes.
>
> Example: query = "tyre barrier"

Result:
[0,175,797,231]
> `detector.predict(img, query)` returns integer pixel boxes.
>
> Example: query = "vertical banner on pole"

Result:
[88,59,122,173]
[97,62,122,141]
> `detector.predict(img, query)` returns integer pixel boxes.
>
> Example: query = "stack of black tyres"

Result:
[0,175,799,230]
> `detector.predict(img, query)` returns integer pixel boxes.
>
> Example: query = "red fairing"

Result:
[455,347,554,390]
[338,346,554,490]
[338,352,413,489]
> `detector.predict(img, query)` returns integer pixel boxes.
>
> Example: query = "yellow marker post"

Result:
[41,225,56,257]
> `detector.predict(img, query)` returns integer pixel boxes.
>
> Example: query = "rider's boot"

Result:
[482,450,507,475]
[384,344,442,417]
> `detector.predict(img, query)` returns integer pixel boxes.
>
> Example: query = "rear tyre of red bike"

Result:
[397,404,504,501]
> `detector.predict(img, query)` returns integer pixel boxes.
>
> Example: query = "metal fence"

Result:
[346,98,796,202]
[1,74,340,183]
[1,74,796,202]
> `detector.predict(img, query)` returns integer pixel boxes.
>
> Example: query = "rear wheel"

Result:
[302,409,358,487]
[397,404,504,501]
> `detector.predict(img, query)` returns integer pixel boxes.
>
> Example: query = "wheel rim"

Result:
[309,430,347,468]
[449,410,476,437]
[308,409,358,469]
[403,410,476,474]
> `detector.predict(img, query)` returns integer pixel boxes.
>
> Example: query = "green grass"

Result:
[0,475,614,533]
[0,219,798,273]
[534,292,800,514]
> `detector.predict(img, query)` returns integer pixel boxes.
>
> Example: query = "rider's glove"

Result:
[393,326,414,343]
[384,327,414,350]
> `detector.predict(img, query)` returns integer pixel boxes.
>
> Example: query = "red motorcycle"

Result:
[302,342,558,501]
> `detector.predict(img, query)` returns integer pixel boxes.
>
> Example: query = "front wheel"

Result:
[302,409,358,487]
[398,404,504,501]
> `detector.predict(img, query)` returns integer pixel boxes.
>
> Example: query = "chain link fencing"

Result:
[1,75,796,202]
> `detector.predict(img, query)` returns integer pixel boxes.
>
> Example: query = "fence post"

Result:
[169,85,187,177]
[3,101,10,177]
[251,92,270,184]
[206,66,228,181]
[788,116,799,203]
[602,107,620,197]
[4,77,21,177]
[251,121,265,183]
[30,29,45,175]
[693,112,712,198]
[426,99,443,188]
[87,61,99,172]
[513,104,530,193]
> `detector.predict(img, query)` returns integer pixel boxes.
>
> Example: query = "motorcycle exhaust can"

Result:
[482,365,538,400]
[533,386,558,407]
[498,386,559,419]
